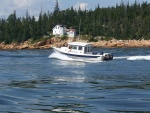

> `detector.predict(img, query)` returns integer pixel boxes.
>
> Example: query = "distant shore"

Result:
[91,39,150,48]
[0,38,150,50]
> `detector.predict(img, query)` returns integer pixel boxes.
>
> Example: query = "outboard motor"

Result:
[103,53,113,60]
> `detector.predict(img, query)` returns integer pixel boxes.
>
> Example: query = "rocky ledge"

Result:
[91,39,150,48]
[0,38,150,50]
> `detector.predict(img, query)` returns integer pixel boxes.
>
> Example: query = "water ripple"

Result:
[0,49,150,113]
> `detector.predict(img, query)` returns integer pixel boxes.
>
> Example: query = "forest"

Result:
[0,1,150,44]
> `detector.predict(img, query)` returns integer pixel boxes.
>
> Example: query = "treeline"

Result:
[0,1,150,44]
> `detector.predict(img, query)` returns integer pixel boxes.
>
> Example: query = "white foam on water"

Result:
[54,76,85,83]
[113,56,129,59]
[49,51,74,61]
[113,55,150,61]
[52,108,79,113]
[127,55,150,60]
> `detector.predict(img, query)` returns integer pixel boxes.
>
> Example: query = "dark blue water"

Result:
[0,48,150,113]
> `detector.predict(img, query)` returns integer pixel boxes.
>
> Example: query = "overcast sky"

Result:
[0,0,149,19]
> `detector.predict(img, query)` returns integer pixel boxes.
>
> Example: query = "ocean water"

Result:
[0,48,150,113]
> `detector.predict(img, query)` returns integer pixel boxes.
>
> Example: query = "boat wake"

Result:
[127,55,150,60]
[49,51,74,61]
[49,52,102,63]
[50,51,150,62]
[113,56,129,59]
[114,55,150,60]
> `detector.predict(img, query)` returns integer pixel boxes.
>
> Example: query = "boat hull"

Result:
[52,47,113,61]
[52,42,113,61]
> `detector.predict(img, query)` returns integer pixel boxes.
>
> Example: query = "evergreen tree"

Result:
[54,0,60,14]
[29,16,36,40]
[37,13,42,38]
[0,1,150,44]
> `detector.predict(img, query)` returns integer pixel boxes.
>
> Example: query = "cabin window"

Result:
[78,46,82,50]
[68,46,72,49]
[87,47,89,52]
[84,47,87,53]
[72,46,77,50]
[88,46,91,52]
[91,46,93,52]
[88,47,90,52]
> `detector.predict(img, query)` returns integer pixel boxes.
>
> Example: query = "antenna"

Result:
[79,19,81,39]
[41,4,43,14]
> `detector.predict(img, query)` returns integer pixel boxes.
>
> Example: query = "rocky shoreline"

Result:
[91,39,150,48]
[0,38,150,50]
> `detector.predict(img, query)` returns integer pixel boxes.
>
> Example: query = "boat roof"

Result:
[68,42,92,46]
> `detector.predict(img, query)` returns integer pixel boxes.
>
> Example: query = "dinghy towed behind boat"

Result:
[52,42,113,61]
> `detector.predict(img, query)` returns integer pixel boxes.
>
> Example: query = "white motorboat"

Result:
[52,42,113,61]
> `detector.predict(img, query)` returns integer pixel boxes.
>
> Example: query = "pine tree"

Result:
[54,0,60,14]
[0,1,150,44]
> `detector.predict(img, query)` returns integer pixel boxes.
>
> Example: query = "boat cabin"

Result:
[68,42,93,54]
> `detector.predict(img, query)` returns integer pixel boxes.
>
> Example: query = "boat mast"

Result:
[79,19,81,39]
